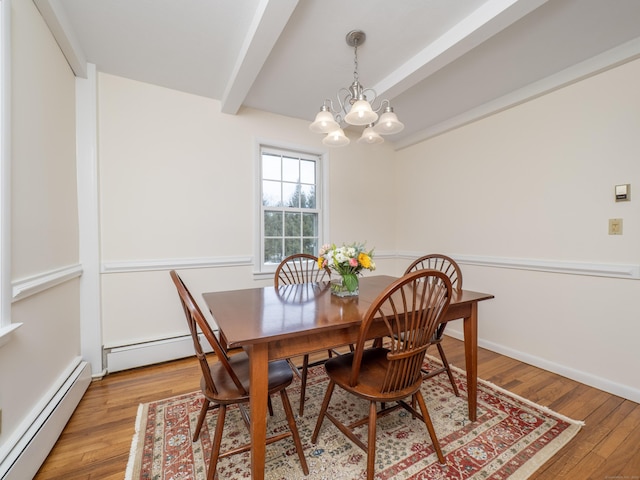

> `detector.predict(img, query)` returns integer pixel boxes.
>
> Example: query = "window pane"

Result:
[300,184,315,209]
[283,183,299,208]
[262,154,281,181]
[285,212,301,236]
[303,238,317,255]
[282,157,299,182]
[300,160,315,184]
[302,213,317,236]
[264,211,282,236]
[264,238,283,264]
[263,180,282,206]
[285,238,301,257]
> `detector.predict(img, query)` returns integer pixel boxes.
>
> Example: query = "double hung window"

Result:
[259,146,322,270]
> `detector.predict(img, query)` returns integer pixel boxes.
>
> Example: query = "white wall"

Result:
[395,57,640,401]
[96,73,398,352]
[0,0,85,476]
[96,60,640,402]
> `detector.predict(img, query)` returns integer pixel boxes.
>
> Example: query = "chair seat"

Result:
[324,348,422,402]
[202,353,294,404]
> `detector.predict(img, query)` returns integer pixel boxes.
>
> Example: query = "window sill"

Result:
[0,323,22,348]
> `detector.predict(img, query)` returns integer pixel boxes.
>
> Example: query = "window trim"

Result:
[253,140,329,278]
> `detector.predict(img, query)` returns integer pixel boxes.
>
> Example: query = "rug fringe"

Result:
[124,403,145,480]
[437,356,586,427]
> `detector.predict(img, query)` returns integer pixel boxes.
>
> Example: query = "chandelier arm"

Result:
[334,88,354,122]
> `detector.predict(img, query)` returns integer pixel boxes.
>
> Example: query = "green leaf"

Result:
[343,274,359,292]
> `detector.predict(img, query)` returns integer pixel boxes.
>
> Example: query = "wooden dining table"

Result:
[202,274,494,480]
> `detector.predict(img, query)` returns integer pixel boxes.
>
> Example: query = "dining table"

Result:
[202,274,494,480]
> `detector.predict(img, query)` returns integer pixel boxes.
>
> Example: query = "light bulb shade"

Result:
[344,99,378,126]
[310,109,340,133]
[322,128,350,147]
[357,125,384,144]
[374,110,404,135]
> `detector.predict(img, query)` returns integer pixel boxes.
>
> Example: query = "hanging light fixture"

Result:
[310,30,404,147]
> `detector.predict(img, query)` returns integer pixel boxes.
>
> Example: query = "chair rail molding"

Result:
[12,264,83,302]
[397,252,640,280]
[101,256,253,274]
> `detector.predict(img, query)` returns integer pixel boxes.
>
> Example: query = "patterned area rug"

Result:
[126,358,583,479]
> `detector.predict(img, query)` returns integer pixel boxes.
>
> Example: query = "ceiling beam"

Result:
[394,35,640,150]
[374,0,549,100]
[33,0,87,78]
[221,0,299,114]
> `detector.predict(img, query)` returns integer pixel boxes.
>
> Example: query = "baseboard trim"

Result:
[0,359,91,480]
[106,334,212,373]
[445,328,640,404]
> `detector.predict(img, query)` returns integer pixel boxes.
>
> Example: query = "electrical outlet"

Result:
[609,218,623,235]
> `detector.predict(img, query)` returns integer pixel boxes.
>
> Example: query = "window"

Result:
[259,146,323,271]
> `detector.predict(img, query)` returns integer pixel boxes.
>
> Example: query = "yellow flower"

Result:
[358,252,372,269]
[317,257,324,269]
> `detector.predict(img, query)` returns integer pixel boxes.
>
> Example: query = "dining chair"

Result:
[169,270,309,480]
[405,253,462,396]
[311,270,452,480]
[274,253,336,416]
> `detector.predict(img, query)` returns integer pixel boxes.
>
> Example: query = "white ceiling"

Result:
[35,0,640,149]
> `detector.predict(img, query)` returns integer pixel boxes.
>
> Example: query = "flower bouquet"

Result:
[318,242,376,296]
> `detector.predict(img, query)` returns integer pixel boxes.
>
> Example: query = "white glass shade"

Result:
[344,100,378,126]
[322,128,350,147]
[357,125,384,144]
[309,109,340,134]
[373,109,404,135]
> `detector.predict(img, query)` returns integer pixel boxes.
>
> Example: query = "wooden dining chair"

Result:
[169,270,309,480]
[311,270,452,480]
[405,253,462,396]
[274,253,335,416]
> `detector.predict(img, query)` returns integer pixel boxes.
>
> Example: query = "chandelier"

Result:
[309,30,404,147]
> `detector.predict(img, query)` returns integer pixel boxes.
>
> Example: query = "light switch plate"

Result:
[609,218,623,235]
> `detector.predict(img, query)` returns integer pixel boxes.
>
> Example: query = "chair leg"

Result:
[436,342,460,397]
[414,391,445,464]
[193,398,210,441]
[299,354,310,416]
[311,380,336,443]
[208,404,227,480]
[366,401,377,480]
[279,389,309,475]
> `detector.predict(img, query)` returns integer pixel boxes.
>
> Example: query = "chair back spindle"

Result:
[275,253,330,287]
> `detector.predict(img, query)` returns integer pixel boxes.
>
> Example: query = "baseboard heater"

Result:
[0,360,91,480]
[106,333,213,373]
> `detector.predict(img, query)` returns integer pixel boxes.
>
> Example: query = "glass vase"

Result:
[330,274,359,297]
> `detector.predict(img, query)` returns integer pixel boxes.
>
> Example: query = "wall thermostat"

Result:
[615,184,630,202]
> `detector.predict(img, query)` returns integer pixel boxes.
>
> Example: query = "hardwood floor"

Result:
[34,336,640,479]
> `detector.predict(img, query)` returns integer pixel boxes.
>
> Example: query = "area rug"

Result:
[125,358,583,479]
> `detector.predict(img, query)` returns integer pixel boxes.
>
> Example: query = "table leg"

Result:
[249,343,268,480]
[463,302,478,422]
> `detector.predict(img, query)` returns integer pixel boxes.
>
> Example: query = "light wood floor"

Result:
[34,336,640,479]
